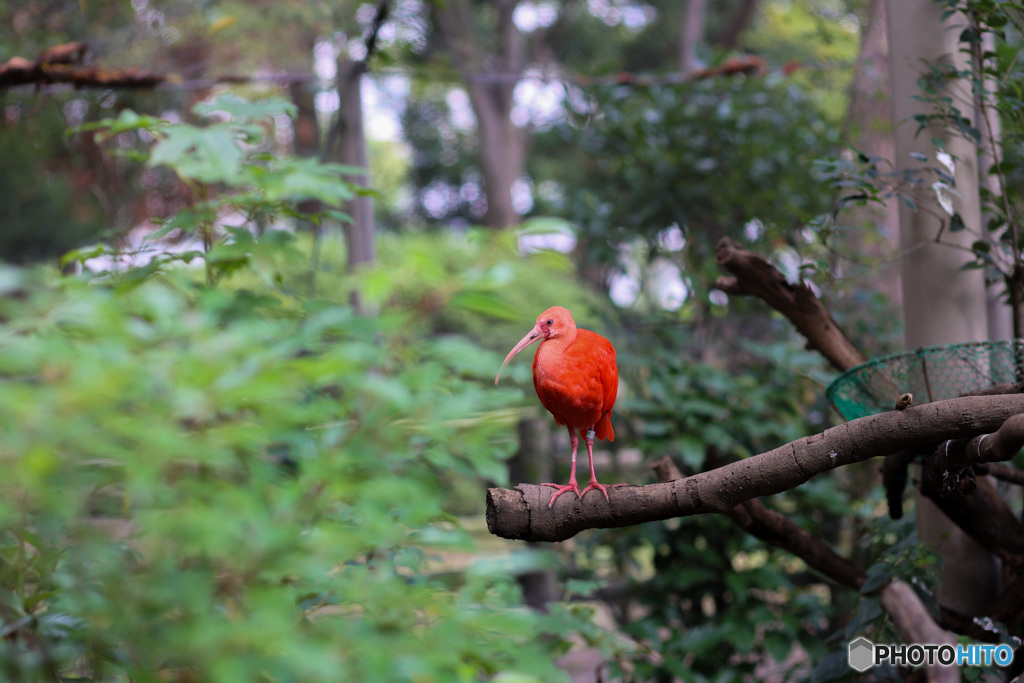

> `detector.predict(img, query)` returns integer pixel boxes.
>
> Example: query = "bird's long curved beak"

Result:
[495,324,543,385]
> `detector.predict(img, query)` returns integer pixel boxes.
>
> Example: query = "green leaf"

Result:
[860,563,892,594]
[959,27,982,43]
[450,290,520,321]
[812,650,853,682]
[74,109,166,137]
[763,632,792,662]
[60,244,116,268]
[260,158,359,206]
[192,92,297,121]
[148,123,245,184]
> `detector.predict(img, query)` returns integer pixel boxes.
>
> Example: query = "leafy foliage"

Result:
[0,96,618,682]
[0,270,564,681]
[535,77,840,306]
[812,516,942,683]
[66,94,362,286]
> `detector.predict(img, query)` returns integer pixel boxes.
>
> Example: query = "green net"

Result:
[826,340,1024,421]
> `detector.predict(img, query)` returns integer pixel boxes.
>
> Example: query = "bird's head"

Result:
[534,306,575,341]
[495,307,577,385]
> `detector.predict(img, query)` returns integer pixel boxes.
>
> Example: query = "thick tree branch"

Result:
[924,413,1024,491]
[910,414,1024,571]
[714,237,867,372]
[979,461,1024,486]
[655,457,996,645]
[487,394,1024,542]
[0,59,161,88]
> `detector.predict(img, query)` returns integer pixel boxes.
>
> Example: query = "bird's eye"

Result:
[546,319,553,325]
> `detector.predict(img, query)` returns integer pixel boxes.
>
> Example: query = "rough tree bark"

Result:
[433,0,525,229]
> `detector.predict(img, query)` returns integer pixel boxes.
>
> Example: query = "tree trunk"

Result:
[976,31,1013,340]
[841,0,899,303]
[289,76,325,296]
[679,0,708,75]
[334,58,376,310]
[507,417,559,610]
[466,82,524,228]
[886,0,998,616]
[715,0,760,49]
[289,78,321,218]
[289,79,320,160]
[434,0,525,229]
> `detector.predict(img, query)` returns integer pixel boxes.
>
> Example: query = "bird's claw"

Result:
[541,482,580,508]
[580,481,627,502]
[542,481,627,507]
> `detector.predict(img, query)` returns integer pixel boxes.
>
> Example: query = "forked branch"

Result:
[713,237,866,372]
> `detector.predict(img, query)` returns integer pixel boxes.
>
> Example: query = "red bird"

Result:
[495,306,624,508]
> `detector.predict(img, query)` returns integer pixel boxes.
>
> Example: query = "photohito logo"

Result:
[848,637,874,672]
[848,637,1014,671]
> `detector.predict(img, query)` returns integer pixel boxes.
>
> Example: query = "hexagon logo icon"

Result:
[848,637,874,673]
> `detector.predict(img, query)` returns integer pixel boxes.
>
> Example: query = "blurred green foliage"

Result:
[538,78,839,295]
[0,96,632,682]
[0,267,560,681]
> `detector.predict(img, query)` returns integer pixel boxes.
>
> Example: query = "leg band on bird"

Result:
[586,429,595,440]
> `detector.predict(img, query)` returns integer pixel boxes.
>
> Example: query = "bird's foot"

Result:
[541,482,581,509]
[580,481,628,502]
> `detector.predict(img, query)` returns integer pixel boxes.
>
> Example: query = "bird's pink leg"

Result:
[579,426,627,502]
[541,424,582,508]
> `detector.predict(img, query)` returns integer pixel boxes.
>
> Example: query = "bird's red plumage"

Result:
[532,328,617,441]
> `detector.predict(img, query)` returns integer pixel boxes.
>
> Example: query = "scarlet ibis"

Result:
[495,306,624,508]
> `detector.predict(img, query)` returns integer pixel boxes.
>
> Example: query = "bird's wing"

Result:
[574,330,618,415]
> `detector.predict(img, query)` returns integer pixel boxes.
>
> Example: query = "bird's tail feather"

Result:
[594,411,614,442]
